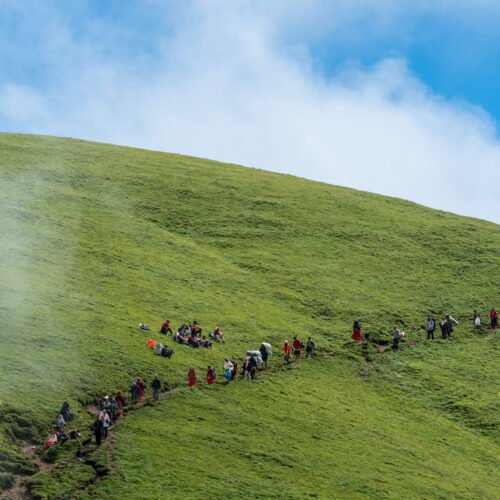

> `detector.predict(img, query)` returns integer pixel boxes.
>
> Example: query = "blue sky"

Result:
[1,0,499,223]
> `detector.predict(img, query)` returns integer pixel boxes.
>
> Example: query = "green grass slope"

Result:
[0,133,498,499]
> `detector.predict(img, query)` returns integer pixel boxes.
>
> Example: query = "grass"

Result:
[0,132,498,498]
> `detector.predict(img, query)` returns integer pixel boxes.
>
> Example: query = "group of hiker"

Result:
[55,306,498,449]
[44,402,81,449]
[351,308,498,350]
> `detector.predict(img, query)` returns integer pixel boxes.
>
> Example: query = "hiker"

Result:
[440,320,450,339]
[160,320,173,335]
[444,315,459,337]
[283,341,292,365]
[55,414,65,431]
[292,336,303,359]
[243,357,251,380]
[209,326,225,343]
[101,395,112,418]
[306,337,316,358]
[109,398,118,422]
[231,361,238,380]
[490,308,498,330]
[352,320,362,342]
[426,316,436,340]
[224,359,234,381]
[131,381,139,402]
[93,417,104,446]
[474,314,481,329]
[249,355,258,380]
[152,375,161,400]
[136,378,146,400]
[260,343,269,368]
[392,329,402,350]
[206,365,217,385]
[115,392,126,416]
[188,368,197,387]
[99,409,110,439]
[60,402,74,422]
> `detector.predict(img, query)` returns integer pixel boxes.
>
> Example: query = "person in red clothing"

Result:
[115,391,126,416]
[206,365,216,385]
[188,368,197,387]
[283,341,292,365]
[292,336,303,360]
[351,320,362,342]
[160,320,173,335]
[490,308,498,330]
[136,378,146,400]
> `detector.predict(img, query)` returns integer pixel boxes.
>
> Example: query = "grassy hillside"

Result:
[0,133,498,499]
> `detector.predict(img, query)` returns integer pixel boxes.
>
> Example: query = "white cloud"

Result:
[1,1,499,223]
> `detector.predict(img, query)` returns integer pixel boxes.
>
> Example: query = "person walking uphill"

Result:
[392,329,402,350]
[490,308,498,330]
[93,416,104,446]
[306,337,316,358]
[206,365,216,385]
[152,375,161,401]
[426,316,436,340]
[283,341,292,365]
[352,320,362,342]
[188,368,197,387]
[224,359,234,382]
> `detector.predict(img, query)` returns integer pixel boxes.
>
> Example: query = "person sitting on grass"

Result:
[199,335,212,349]
[160,320,173,335]
[191,321,203,336]
[161,344,174,358]
[209,326,225,343]
[188,334,200,348]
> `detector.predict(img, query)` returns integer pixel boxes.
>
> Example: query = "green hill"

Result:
[0,133,498,499]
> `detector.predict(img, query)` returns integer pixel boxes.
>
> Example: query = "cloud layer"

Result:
[1,0,499,223]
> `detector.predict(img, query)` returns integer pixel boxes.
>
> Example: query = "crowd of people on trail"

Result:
[350,307,497,350]
[44,402,82,449]
[49,306,498,450]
